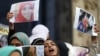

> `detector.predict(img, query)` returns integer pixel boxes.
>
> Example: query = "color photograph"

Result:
[10,0,39,23]
[73,7,96,35]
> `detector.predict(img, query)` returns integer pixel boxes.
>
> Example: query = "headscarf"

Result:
[31,38,44,45]
[10,32,30,45]
[15,2,34,23]
[0,46,22,56]
[30,24,49,44]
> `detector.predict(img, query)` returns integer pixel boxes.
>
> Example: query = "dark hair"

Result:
[10,50,22,56]
[55,41,69,56]
[31,38,44,45]
[22,46,30,56]
[9,37,21,45]
[79,10,86,21]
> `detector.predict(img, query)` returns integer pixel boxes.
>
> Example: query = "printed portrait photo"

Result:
[74,7,95,35]
[22,45,36,56]
[15,1,34,23]
[10,0,40,23]
[20,45,44,56]
[0,35,8,47]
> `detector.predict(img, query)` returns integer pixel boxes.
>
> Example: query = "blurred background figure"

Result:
[73,46,89,56]
[31,38,44,45]
[0,35,8,47]
[0,46,22,56]
[30,24,49,44]
[9,32,30,46]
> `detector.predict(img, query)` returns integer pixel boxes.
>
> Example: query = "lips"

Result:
[49,48,54,53]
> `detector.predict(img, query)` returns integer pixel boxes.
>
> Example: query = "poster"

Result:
[17,45,44,56]
[73,7,97,36]
[10,0,39,23]
[0,23,9,47]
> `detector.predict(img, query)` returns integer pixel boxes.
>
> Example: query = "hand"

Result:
[6,12,14,30]
[94,24,99,33]
[7,12,13,21]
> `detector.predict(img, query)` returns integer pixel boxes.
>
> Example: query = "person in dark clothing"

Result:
[7,12,30,46]
[55,40,69,56]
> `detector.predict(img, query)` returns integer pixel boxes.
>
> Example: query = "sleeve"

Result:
[8,29,15,44]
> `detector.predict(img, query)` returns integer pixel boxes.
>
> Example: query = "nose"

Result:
[48,44,52,47]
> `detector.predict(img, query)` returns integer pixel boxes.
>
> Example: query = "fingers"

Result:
[94,24,99,33]
[6,12,13,21]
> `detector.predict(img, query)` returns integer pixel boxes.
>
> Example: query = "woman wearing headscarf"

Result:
[7,12,30,46]
[9,32,30,46]
[15,1,34,23]
[0,46,22,56]
[30,24,49,44]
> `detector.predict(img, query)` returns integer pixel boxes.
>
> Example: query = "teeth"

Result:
[49,49,54,52]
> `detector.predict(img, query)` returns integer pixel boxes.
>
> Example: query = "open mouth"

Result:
[49,48,54,53]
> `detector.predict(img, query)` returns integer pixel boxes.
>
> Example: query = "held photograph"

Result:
[17,45,44,56]
[10,0,39,23]
[73,7,97,36]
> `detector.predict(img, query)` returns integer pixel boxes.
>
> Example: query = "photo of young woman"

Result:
[0,35,8,47]
[22,46,36,56]
[77,9,94,33]
[15,1,34,23]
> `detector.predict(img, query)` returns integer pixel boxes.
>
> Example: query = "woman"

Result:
[7,12,30,46]
[44,39,60,56]
[30,24,49,44]
[44,39,69,56]
[15,2,34,23]
[9,32,30,46]
[0,46,22,56]
[31,38,44,45]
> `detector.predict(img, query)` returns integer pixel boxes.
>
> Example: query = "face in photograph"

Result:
[27,46,36,56]
[77,10,90,32]
[15,2,34,22]
[82,16,89,29]
[21,3,33,21]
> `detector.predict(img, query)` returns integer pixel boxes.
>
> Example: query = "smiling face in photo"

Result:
[21,3,33,21]
[44,40,59,56]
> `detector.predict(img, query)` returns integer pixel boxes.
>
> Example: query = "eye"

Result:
[51,43,55,46]
[15,44,21,46]
[23,7,26,10]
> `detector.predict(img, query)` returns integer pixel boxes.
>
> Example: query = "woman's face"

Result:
[10,38,23,46]
[82,17,89,28]
[27,47,36,56]
[10,51,21,56]
[44,40,58,56]
[21,4,33,21]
